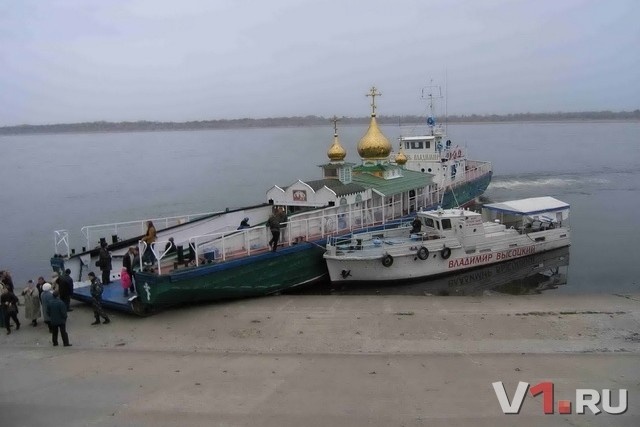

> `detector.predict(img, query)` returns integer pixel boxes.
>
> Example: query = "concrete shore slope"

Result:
[1,293,639,426]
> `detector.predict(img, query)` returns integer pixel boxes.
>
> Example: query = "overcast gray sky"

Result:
[1,0,638,126]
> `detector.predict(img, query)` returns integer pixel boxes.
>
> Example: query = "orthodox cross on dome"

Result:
[331,115,340,135]
[366,86,381,117]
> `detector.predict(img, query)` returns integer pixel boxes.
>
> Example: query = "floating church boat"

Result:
[51,86,492,314]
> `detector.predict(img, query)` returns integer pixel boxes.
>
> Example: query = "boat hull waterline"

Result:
[325,229,570,284]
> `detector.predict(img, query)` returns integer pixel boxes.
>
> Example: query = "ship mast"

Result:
[421,80,442,136]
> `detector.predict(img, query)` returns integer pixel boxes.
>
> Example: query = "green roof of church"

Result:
[352,168,433,196]
[281,165,433,199]
[295,179,367,196]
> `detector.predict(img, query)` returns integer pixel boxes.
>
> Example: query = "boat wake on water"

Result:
[490,174,609,190]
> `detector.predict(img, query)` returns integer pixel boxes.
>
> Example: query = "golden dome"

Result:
[357,86,391,160]
[327,115,347,161]
[357,115,392,159]
[395,150,407,165]
[327,134,347,161]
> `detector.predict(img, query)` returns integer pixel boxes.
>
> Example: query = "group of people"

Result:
[1,266,115,347]
[1,270,74,346]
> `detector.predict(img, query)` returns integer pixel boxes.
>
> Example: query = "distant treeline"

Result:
[2,110,639,136]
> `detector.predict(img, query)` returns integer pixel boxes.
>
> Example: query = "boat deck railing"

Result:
[136,200,415,272]
[462,160,492,182]
[438,160,492,192]
[81,211,222,247]
[327,227,446,256]
[53,210,222,256]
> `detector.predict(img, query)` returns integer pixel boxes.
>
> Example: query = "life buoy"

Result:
[417,246,429,260]
[440,247,451,259]
[382,254,394,267]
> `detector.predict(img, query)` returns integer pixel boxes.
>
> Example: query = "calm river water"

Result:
[1,121,639,295]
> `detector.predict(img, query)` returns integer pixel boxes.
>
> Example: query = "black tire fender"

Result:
[440,247,452,260]
[382,254,394,267]
[417,246,429,260]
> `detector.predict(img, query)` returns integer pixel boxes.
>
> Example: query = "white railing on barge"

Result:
[58,194,455,275]
[53,211,221,258]
[54,229,71,258]
[182,200,413,268]
[80,211,221,249]
[463,160,492,182]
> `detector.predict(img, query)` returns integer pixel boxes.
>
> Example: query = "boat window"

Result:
[425,218,435,228]
[435,221,441,230]
[424,140,431,149]
[410,141,424,149]
[442,219,452,230]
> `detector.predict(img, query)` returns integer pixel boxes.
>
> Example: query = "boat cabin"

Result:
[482,197,570,232]
[399,134,467,185]
[415,208,488,247]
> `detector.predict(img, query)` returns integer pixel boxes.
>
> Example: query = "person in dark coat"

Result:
[410,217,422,234]
[40,283,54,332]
[237,217,251,230]
[122,247,137,294]
[98,242,112,284]
[164,237,177,257]
[267,208,287,252]
[0,270,15,293]
[1,287,20,334]
[88,272,110,325]
[47,291,71,346]
[59,269,74,311]
[36,276,46,297]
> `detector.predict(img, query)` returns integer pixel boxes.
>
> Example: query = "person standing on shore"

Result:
[1,270,15,293]
[1,287,20,334]
[88,272,110,325]
[36,276,45,297]
[21,280,41,327]
[40,283,54,332]
[51,272,60,292]
[60,269,74,311]
[47,291,71,347]
[98,241,112,284]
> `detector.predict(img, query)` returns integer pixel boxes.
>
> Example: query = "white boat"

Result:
[323,196,570,283]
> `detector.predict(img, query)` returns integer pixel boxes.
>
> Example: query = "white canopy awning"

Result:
[483,196,570,216]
